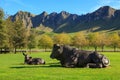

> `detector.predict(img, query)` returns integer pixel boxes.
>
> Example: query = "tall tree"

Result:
[95,33,108,51]
[27,29,37,53]
[2,18,12,53]
[10,20,29,53]
[108,33,120,52]
[72,32,89,50]
[38,34,53,51]
[0,8,4,19]
[0,8,5,53]
[54,33,71,45]
[87,32,101,51]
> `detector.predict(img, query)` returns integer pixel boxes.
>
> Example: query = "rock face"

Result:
[10,11,34,28]
[10,6,120,33]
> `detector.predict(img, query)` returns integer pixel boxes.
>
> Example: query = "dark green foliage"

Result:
[0,8,4,19]
[0,8,7,53]
[27,29,37,52]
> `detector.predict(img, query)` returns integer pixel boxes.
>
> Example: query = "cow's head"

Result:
[101,55,110,67]
[50,44,63,60]
[23,53,31,64]
[91,52,110,67]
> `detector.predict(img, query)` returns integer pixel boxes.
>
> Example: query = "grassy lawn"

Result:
[0,52,120,80]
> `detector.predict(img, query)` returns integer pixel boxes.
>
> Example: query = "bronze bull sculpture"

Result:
[50,44,110,68]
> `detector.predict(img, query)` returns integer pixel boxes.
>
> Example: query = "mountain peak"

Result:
[92,6,116,19]
[60,11,69,14]
[59,11,70,19]
[41,11,48,16]
[100,6,113,9]
[15,11,35,17]
[98,6,115,11]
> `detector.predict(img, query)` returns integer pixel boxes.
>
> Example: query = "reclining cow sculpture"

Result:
[23,53,45,65]
[50,44,110,68]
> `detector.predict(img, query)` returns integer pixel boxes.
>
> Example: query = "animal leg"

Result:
[87,63,103,68]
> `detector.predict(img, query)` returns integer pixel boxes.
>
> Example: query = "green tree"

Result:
[38,34,53,51]
[96,33,108,51]
[72,32,89,50]
[87,32,101,51]
[54,33,71,45]
[10,20,29,53]
[4,18,15,52]
[0,8,4,19]
[2,18,12,53]
[27,29,37,53]
[108,33,120,52]
[0,8,5,53]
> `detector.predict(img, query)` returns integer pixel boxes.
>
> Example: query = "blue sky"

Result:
[1,0,120,15]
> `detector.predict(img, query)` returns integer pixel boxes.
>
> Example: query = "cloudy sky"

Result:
[0,0,120,15]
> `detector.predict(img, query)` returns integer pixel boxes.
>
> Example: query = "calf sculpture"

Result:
[50,44,110,68]
[23,53,45,65]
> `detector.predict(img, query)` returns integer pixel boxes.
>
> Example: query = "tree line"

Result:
[0,8,120,53]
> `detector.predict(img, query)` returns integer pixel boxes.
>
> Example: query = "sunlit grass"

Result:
[0,52,120,80]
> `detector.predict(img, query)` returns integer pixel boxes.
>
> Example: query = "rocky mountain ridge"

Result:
[10,6,120,33]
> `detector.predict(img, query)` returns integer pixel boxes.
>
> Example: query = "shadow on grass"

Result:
[10,62,62,69]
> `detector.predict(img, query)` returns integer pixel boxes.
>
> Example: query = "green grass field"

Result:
[0,52,120,80]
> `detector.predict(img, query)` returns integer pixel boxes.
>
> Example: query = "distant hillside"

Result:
[10,6,120,33]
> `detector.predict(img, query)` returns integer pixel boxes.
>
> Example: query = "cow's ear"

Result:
[54,44,61,48]
[56,44,60,47]
[53,44,59,47]
[93,51,97,54]
[23,53,26,56]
